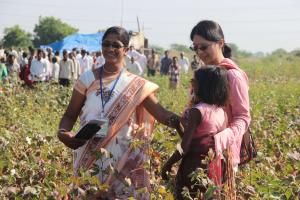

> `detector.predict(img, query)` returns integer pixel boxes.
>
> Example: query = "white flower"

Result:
[25,137,32,145]
[124,177,132,186]
[10,169,16,176]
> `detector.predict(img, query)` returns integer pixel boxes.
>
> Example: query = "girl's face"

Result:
[102,33,128,65]
[192,35,224,65]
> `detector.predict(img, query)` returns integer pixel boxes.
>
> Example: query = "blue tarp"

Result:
[40,32,104,53]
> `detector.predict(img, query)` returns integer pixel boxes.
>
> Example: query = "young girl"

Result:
[169,56,180,89]
[162,65,229,199]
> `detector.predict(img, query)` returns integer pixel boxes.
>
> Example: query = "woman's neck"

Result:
[103,63,123,76]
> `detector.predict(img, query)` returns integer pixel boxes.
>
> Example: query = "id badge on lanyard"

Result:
[95,111,109,138]
[94,67,124,138]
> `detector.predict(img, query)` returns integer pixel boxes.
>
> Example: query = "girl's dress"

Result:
[176,102,227,199]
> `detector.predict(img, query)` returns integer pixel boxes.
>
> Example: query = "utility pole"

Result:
[137,16,141,32]
[120,0,124,27]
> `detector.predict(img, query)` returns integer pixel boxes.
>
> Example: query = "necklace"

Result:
[103,65,121,74]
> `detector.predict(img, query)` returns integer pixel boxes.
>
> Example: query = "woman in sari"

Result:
[57,26,180,199]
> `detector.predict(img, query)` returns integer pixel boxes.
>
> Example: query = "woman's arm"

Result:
[142,93,181,130]
[57,89,87,149]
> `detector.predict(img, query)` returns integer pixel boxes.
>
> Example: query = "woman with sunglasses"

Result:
[176,20,250,196]
[57,26,181,199]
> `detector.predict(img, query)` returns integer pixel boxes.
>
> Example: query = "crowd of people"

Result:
[0,43,203,89]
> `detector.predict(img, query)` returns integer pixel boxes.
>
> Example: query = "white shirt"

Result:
[30,58,47,81]
[179,57,189,73]
[127,50,141,61]
[126,60,143,76]
[137,54,147,73]
[59,58,74,79]
[78,56,90,74]
[45,58,52,79]
[94,55,105,69]
[51,63,60,81]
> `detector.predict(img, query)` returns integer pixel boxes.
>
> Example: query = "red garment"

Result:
[23,64,33,86]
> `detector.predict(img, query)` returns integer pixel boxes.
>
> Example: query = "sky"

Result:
[1,0,300,53]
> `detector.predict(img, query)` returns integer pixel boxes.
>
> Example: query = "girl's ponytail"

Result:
[223,43,232,58]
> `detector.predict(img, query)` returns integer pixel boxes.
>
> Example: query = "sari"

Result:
[73,69,159,199]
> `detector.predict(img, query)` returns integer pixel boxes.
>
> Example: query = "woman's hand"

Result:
[57,130,87,150]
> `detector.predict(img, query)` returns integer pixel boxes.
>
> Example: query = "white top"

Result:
[78,56,91,74]
[179,56,190,73]
[94,55,105,69]
[127,49,141,60]
[126,61,143,75]
[59,58,74,79]
[51,63,60,81]
[30,58,47,81]
[137,54,147,73]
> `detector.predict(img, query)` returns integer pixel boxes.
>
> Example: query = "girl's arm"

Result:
[162,108,202,180]
[161,150,182,180]
[180,108,202,154]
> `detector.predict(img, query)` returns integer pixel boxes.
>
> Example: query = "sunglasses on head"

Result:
[190,43,213,52]
[102,41,125,49]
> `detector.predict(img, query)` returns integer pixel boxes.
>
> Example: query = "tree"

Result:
[33,16,78,47]
[149,44,165,55]
[1,25,33,49]
[170,43,191,53]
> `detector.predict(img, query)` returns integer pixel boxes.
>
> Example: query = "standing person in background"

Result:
[69,52,80,80]
[6,54,20,81]
[86,51,94,70]
[59,50,74,86]
[127,45,141,61]
[0,45,4,59]
[137,49,147,74]
[169,56,180,89]
[51,57,60,83]
[160,50,172,76]
[54,51,60,63]
[94,50,105,69]
[0,57,8,84]
[78,49,90,74]
[22,57,33,86]
[190,54,204,70]
[126,56,143,75]
[42,50,52,80]
[29,49,47,83]
[178,52,189,74]
[189,20,251,195]
[19,52,28,81]
[147,49,159,77]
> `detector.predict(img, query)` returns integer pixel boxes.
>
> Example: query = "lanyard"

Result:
[99,66,124,114]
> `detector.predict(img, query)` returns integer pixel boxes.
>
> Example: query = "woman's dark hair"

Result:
[194,65,228,106]
[190,20,232,58]
[102,26,130,47]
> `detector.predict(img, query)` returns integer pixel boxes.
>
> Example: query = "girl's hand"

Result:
[57,130,87,150]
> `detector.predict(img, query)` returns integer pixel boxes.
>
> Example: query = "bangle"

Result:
[58,128,68,134]
[176,143,184,156]
[168,114,179,127]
